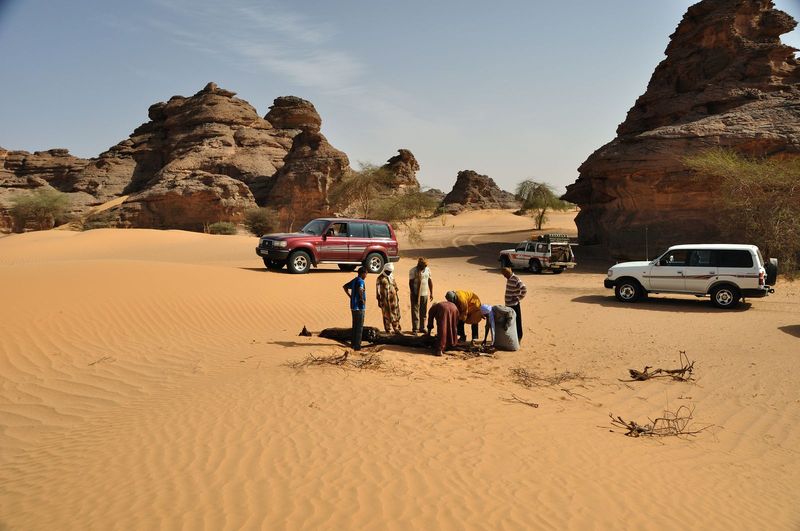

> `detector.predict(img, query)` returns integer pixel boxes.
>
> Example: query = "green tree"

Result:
[515,180,571,230]
[10,189,71,232]
[328,163,394,218]
[684,148,800,272]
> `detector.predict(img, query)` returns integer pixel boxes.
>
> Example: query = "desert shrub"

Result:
[82,210,116,231]
[328,163,395,218]
[685,149,800,273]
[10,189,71,232]
[207,221,238,235]
[515,180,572,230]
[244,207,278,236]
[373,191,439,244]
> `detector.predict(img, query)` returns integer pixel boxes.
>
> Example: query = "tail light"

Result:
[759,271,765,286]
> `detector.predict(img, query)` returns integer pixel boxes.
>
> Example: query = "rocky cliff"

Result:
[0,83,348,232]
[563,0,800,258]
[441,170,518,214]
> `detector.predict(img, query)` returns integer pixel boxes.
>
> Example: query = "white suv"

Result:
[604,244,777,309]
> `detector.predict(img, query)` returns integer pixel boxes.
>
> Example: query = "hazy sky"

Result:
[1,0,798,193]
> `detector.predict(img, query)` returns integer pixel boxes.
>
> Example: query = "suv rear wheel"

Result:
[615,279,643,303]
[365,253,385,274]
[711,284,740,309]
[287,250,312,274]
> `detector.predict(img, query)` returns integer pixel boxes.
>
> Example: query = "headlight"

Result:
[607,269,613,277]
[274,241,288,248]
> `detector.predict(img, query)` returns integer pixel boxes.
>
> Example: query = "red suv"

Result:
[255,218,400,274]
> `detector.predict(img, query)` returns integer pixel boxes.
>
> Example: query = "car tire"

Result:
[529,259,542,274]
[338,264,357,272]
[711,284,740,309]
[287,251,312,274]
[365,253,385,274]
[263,258,285,271]
[614,279,643,303]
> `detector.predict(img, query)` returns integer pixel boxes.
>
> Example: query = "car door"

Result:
[347,222,369,262]
[319,221,350,261]
[683,249,717,294]
[648,249,689,291]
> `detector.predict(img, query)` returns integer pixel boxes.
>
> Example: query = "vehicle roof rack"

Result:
[537,233,570,243]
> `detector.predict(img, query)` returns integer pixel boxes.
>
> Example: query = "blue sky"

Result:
[1,0,798,193]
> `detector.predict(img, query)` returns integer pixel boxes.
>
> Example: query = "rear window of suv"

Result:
[718,250,753,268]
[349,222,368,238]
[368,223,391,238]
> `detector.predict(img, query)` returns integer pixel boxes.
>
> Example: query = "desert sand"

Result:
[1,210,798,530]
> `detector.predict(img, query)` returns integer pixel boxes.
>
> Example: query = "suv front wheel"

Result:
[287,250,312,274]
[365,253,385,274]
[615,279,643,303]
[711,284,740,309]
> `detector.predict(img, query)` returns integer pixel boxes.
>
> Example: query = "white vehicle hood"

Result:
[610,261,652,271]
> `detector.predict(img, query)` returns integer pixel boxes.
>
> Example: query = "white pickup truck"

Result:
[499,233,577,274]
[604,243,777,309]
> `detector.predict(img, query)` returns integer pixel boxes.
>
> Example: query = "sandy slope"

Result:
[1,211,798,530]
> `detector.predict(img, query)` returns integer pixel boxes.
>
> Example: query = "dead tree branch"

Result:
[500,393,539,408]
[623,351,695,382]
[609,405,712,438]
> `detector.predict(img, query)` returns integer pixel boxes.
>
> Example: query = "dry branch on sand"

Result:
[510,367,587,387]
[500,393,539,408]
[286,350,403,375]
[609,405,712,438]
[623,351,695,382]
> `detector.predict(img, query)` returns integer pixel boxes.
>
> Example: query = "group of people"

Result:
[343,258,527,356]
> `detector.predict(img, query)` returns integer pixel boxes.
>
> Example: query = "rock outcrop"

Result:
[382,149,421,191]
[563,0,800,258]
[0,83,349,232]
[441,170,518,214]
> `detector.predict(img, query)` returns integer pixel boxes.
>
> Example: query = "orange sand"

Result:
[1,210,798,530]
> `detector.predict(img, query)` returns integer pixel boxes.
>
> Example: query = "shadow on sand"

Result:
[778,325,800,339]
[572,294,752,313]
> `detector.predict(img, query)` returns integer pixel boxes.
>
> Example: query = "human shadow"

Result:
[238,266,352,274]
[778,325,800,339]
[268,340,339,348]
[572,294,752,313]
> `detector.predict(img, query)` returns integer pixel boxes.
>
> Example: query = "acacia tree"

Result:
[328,163,394,218]
[9,189,71,232]
[515,180,571,230]
[684,148,800,272]
[372,190,439,244]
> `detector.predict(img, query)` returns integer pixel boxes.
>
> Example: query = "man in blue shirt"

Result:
[342,266,368,350]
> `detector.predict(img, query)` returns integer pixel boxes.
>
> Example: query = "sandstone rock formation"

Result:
[0,83,349,232]
[382,149,421,191]
[563,0,800,258]
[441,170,518,214]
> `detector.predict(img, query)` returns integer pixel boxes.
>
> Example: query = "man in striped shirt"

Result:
[502,267,527,343]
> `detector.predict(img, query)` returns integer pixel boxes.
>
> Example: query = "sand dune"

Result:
[1,210,798,530]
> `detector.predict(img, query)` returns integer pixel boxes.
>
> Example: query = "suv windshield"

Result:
[300,220,328,235]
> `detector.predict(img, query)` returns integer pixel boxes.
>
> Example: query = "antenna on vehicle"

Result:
[645,226,649,260]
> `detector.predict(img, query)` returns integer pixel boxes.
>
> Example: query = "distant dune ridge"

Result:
[564,0,800,259]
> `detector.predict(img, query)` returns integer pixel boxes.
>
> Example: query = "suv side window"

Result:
[718,250,753,268]
[327,222,348,237]
[660,250,689,266]
[516,242,527,251]
[688,250,716,266]
[536,243,547,253]
[349,222,368,238]
[368,223,391,238]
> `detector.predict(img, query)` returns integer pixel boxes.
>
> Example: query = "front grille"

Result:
[260,240,273,249]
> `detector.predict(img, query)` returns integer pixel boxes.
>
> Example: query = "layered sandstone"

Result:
[442,170,518,214]
[0,83,349,232]
[563,0,800,258]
